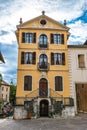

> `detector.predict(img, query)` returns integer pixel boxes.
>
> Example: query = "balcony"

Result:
[38,62,49,71]
[38,43,48,49]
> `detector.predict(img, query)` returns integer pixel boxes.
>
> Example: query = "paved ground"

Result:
[0,114,87,130]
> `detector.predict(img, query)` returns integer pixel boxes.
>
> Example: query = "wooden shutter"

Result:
[55,77,58,91]
[58,76,63,91]
[50,34,54,44]
[21,52,24,64]
[24,76,32,91]
[78,54,85,68]
[55,76,63,91]
[62,53,65,65]
[61,34,64,44]
[33,52,36,64]
[51,53,54,65]
[22,32,25,43]
[28,76,32,91]
[33,33,36,43]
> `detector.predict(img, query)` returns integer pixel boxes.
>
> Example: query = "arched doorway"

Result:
[40,99,49,117]
[39,78,48,97]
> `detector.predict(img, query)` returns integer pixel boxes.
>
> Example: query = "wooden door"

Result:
[76,84,87,112]
[40,100,49,117]
[39,78,48,97]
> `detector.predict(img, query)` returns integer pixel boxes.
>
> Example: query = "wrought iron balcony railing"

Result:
[38,62,49,71]
[38,43,48,49]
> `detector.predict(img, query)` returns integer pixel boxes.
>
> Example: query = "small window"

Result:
[24,76,32,91]
[40,19,46,25]
[78,54,85,68]
[55,76,63,91]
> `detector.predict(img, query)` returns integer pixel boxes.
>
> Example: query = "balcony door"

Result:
[39,78,48,97]
[39,34,48,48]
[39,54,48,69]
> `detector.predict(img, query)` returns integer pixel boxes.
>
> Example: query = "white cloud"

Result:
[68,20,87,44]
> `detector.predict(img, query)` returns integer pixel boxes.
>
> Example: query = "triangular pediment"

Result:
[17,14,69,30]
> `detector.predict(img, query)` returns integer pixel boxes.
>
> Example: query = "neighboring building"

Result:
[0,51,5,63]
[15,11,75,119]
[0,80,10,103]
[68,43,87,114]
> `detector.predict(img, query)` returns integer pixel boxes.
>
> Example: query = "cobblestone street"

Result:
[0,114,87,130]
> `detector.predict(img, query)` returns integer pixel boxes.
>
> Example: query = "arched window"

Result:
[39,54,48,69]
[39,78,48,97]
[24,76,32,91]
[39,54,47,63]
[39,34,48,48]
[55,76,63,91]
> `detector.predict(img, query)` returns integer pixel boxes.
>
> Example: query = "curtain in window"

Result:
[21,52,36,64]
[51,53,65,65]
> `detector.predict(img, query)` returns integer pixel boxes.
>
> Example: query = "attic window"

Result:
[40,19,46,25]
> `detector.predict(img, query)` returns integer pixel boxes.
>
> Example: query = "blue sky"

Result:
[0,0,87,84]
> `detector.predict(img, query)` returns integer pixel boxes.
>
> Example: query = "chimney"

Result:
[42,11,45,15]
[19,18,23,24]
[64,20,66,26]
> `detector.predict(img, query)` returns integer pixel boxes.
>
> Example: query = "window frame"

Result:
[39,34,48,48]
[50,33,64,44]
[22,32,36,43]
[21,52,36,65]
[51,52,65,65]
[78,54,85,68]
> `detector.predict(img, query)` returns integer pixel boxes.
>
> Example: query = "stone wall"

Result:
[13,106,27,119]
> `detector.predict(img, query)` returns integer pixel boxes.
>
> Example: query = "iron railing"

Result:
[38,62,50,71]
[38,43,48,49]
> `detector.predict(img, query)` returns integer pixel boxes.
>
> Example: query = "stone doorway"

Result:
[40,99,49,117]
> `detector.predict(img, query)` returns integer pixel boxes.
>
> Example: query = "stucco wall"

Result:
[68,47,87,113]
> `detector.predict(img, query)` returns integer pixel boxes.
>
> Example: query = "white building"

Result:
[68,43,87,114]
[0,80,10,103]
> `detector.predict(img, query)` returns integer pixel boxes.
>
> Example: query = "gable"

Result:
[17,14,69,31]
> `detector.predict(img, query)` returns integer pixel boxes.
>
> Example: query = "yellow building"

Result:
[15,11,74,118]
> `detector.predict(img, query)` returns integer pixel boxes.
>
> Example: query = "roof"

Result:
[17,11,70,31]
[0,51,5,63]
[84,40,87,45]
[1,80,10,87]
[68,44,87,48]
